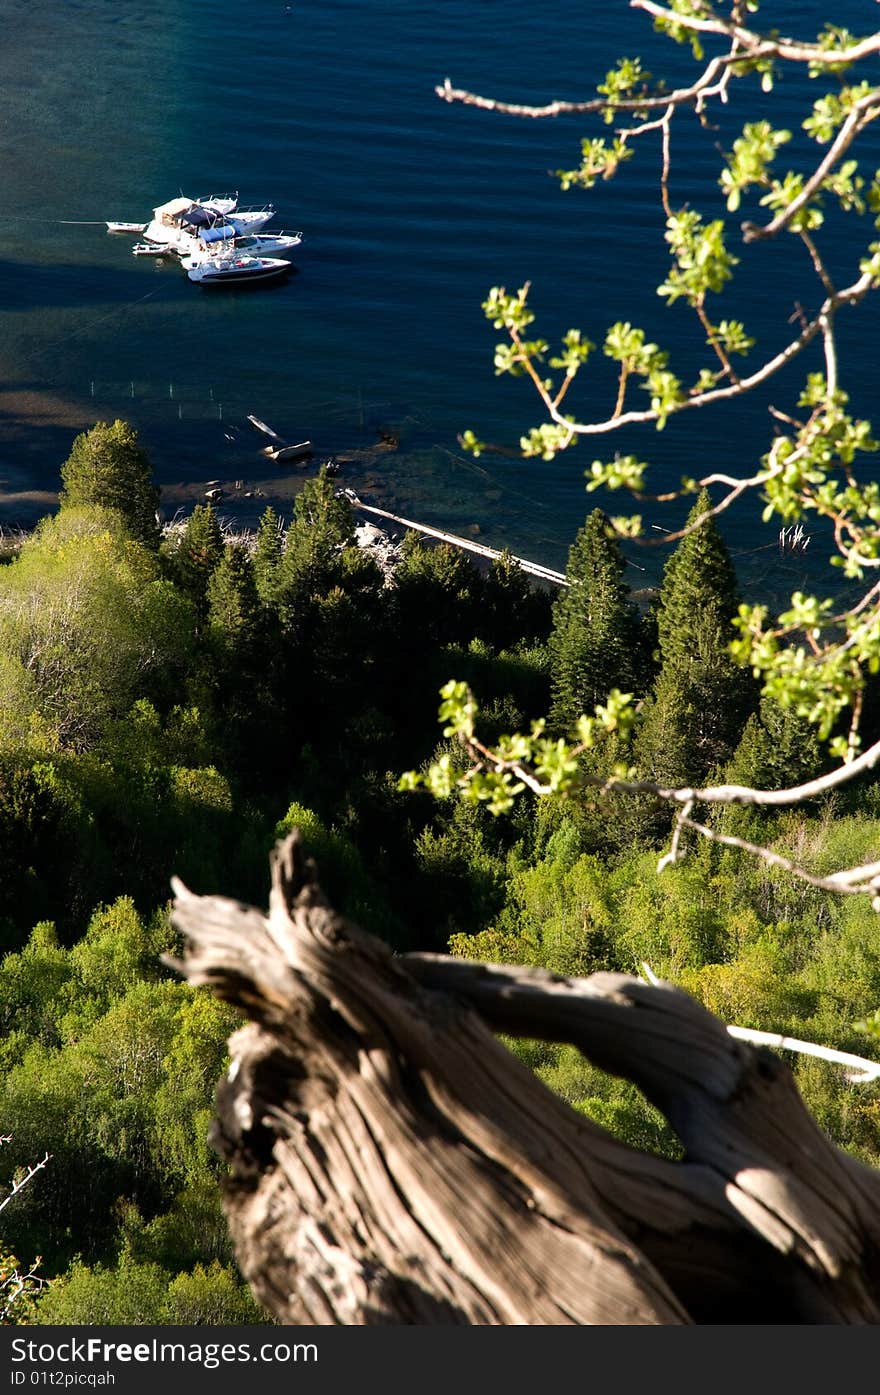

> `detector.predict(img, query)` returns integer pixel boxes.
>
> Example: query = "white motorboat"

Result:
[142,197,206,247]
[141,196,276,250]
[185,250,292,286]
[180,203,276,238]
[185,227,303,260]
[107,221,147,234]
[223,206,276,235]
[195,192,238,215]
[232,230,303,254]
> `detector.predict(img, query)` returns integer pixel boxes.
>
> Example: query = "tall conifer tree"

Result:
[276,468,354,631]
[206,545,262,661]
[173,505,224,615]
[548,509,646,735]
[634,490,756,789]
[252,506,284,607]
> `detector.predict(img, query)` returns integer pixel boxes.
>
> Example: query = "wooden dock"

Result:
[343,493,568,587]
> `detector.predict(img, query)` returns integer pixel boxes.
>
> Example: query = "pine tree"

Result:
[252,506,283,607]
[60,420,160,549]
[285,468,354,574]
[206,545,262,661]
[634,490,756,790]
[548,509,647,735]
[704,696,826,850]
[173,505,224,614]
[276,468,354,631]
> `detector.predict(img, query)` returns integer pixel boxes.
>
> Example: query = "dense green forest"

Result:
[1,420,878,1324]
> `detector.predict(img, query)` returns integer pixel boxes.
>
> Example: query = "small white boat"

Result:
[106,221,147,234]
[246,414,286,445]
[132,241,175,256]
[185,251,292,286]
[263,440,312,462]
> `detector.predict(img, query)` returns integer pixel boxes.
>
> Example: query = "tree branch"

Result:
[0,1151,51,1216]
[632,1,880,66]
[468,726,880,811]
[742,91,880,244]
[677,811,880,905]
[550,268,877,439]
[434,56,735,121]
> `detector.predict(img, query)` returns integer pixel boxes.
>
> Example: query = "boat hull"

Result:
[186,256,291,286]
[224,210,276,235]
[234,231,303,254]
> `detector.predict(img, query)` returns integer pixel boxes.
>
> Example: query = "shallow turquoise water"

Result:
[0,0,877,598]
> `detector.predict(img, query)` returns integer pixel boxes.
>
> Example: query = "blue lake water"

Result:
[1,0,878,598]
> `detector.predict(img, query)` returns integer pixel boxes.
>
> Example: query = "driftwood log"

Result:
[170,832,880,1325]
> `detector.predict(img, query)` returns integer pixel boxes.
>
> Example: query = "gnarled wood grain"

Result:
[170,832,880,1324]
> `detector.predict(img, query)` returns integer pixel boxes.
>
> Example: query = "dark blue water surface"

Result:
[1,0,878,596]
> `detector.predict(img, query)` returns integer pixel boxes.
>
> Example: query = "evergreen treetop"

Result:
[172,505,224,614]
[276,469,356,628]
[252,506,283,607]
[653,490,741,670]
[633,493,755,790]
[549,508,645,735]
[206,545,262,659]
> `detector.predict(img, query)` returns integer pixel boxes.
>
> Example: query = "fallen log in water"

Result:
[169,831,880,1325]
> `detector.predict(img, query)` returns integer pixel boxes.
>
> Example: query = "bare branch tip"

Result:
[269,829,320,917]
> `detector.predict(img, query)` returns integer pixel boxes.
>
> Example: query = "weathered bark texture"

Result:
[170,832,880,1325]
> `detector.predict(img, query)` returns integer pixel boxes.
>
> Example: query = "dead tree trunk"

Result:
[170,832,880,1325]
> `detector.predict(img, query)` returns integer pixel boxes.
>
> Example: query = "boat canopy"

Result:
[200,224,236,244]
[182,206,224,229]
[152,196,197,223]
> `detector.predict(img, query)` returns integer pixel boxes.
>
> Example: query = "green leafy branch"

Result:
[447,2,880,468]
[401,676,880,907]
[434,2,880,910]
